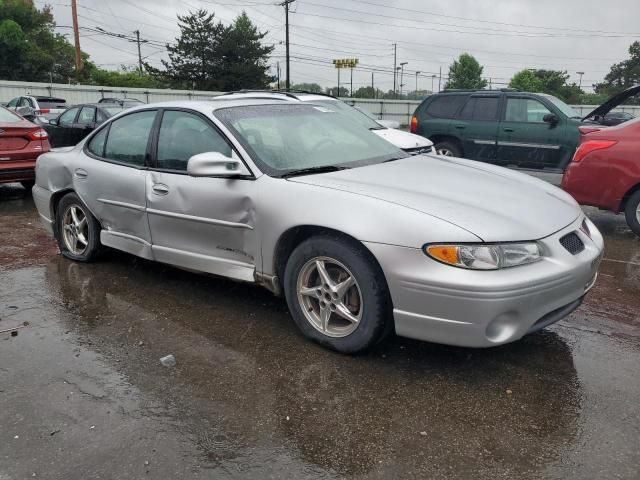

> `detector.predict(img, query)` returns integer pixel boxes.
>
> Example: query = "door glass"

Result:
[104,110,156,166]
[77,107,96,125]
[59,107,80,127]
[156,110,232,171]
[87,128,108,157]
[505,98,552,123]
[7,98,18,108]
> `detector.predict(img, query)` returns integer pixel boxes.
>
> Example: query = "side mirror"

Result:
[543,113,559,125]
[49,119,58,126]
[187,152,249,177]
[16,106,34,117]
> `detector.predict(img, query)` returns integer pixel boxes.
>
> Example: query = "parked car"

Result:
[220,90,434,154]
[562,118,640,237]
[45,103,125,148]
[411,86,640,170]
[0,106,50,188]
[32,100,603,353]
[5,95,67,124]
[97,97,145,108]
[600,111,634,126]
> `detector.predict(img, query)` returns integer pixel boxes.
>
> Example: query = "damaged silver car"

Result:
[33,100,604,353]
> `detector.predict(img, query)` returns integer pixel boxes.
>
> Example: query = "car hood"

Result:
[372,128,433,150]
[289,155,580,242]
[583,85,640,120]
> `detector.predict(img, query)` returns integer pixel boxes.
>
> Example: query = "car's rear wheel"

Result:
[434,140,462,157]
[20,180,35,190]
[56,192,101,262]
[624,190,640,237]
[283,234,392,354]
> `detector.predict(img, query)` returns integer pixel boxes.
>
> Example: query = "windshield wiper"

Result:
[281,165,347,178]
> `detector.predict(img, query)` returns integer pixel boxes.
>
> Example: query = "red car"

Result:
[0,106,50,189]
[562,117,640,237]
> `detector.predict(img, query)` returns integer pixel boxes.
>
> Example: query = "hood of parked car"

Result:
[583,85,640,121]
[372,128,433,150]
[288,155,581,242]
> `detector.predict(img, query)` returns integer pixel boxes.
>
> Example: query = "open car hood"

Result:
[583,85,640,121]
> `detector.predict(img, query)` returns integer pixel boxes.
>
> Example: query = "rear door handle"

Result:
[74,168,88,179]
[152,183,169,195]
[503,128,514,133]
[454,124,466,129]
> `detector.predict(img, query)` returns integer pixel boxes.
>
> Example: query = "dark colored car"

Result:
[600,111,634,126]
[45,103,125,148]
[411,86,640,171]
[0,106,51,188]
[98,97,145,108]
[561,119,640,237]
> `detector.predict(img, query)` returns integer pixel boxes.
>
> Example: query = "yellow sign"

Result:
[333,58,359,69]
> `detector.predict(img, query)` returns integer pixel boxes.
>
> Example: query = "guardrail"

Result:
[2,80,639,126]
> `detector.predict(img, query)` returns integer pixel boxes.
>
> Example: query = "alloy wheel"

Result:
[296,257,363,338]
[61,204,89,255]
[437,148,454,156]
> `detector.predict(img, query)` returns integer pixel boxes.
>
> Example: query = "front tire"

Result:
[55,192,101,262]
[283,234,392,354]
[624,190,640,237]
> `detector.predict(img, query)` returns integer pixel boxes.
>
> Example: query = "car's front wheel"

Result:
[624,189,640,237]
[55,192,101,262]
[283,234,392,354]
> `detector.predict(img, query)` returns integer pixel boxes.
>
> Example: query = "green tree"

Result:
[326,86,349,97]
[0,0,92,82]
[594,41,640,102]
[445,53,487,90]
[291,82,323,93]
[509,69,582,103]
[90,66,164,88]
[509,70,544,92]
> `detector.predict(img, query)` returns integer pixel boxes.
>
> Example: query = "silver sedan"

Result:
[33,100,604,353]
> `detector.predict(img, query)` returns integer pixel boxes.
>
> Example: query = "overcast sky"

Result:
[35,0,640,93]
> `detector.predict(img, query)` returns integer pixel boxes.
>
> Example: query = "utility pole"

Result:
[438,66,442,92]
[415,71,421,99]
[280,0,295,91]
[577,71,585,90]
[399,62,408,96]
[350,65,354,97]
[71,0,83,77]
[431,74,436,94]
[134,30,143,76]
[277,62,281,90]
[337,68,340,96]
[392,43,397,97]
[371,72,374,98]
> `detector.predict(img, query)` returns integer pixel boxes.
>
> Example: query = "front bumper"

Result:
[365,216,603,348]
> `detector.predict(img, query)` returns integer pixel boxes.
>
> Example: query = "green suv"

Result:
[410,90,584,170]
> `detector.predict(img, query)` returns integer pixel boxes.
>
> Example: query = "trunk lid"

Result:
[582,85,640,121]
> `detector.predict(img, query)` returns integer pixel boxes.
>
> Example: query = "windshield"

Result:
[215,104,406,176]
[0,107,21,122]
[311,99,383,130]
[539,94,581,118]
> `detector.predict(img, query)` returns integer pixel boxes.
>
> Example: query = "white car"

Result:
[219,91,434,155]
[6,95,68,124]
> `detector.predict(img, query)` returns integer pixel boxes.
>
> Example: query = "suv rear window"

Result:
[424,95,467,119]
[458,96,500,121]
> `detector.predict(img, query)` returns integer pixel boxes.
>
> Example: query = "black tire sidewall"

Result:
[283,235,391,354]
[55,192,101,262]
[435,141,462,157]
[624,190,640,237]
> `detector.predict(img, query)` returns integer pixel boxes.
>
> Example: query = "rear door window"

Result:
[104,110,156,166]
[425,95,468,118]
[459,96,500,121]
[58,107,80,127]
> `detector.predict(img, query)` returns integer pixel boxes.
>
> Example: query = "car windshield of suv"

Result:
[310,99,384,130]
[216,104,406,176]
[0,108,21,122]
[539,94,581,119]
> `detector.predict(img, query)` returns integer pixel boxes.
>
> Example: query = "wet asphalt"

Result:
[0,182,639,479]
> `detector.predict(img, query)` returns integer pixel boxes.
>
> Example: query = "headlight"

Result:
[424,243,543,270]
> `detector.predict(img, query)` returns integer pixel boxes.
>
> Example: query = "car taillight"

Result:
[572,139,617,163]
[410,115,418,134]
[27,129,48,140]
[35,109,50,114]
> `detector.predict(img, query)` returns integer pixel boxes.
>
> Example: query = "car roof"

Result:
[220,90,339,102]
[123,98,305,113]
[31,96,67,102]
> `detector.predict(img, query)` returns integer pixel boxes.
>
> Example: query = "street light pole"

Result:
[280,0,295,91]
[431,74,436,94]
[400,62,408,97]
[415,71,421,99]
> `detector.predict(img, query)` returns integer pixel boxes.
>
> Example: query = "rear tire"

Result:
[55,192,102,262]
[20,180,35,190]
[434,140,462,157]
[283,234,392,354]
[624,190,640,237]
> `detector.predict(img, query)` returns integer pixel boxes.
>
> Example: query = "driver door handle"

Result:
[74,168,88,179]
[152,183,170,195]
[454,124,466,129]
[503,127,514,133]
